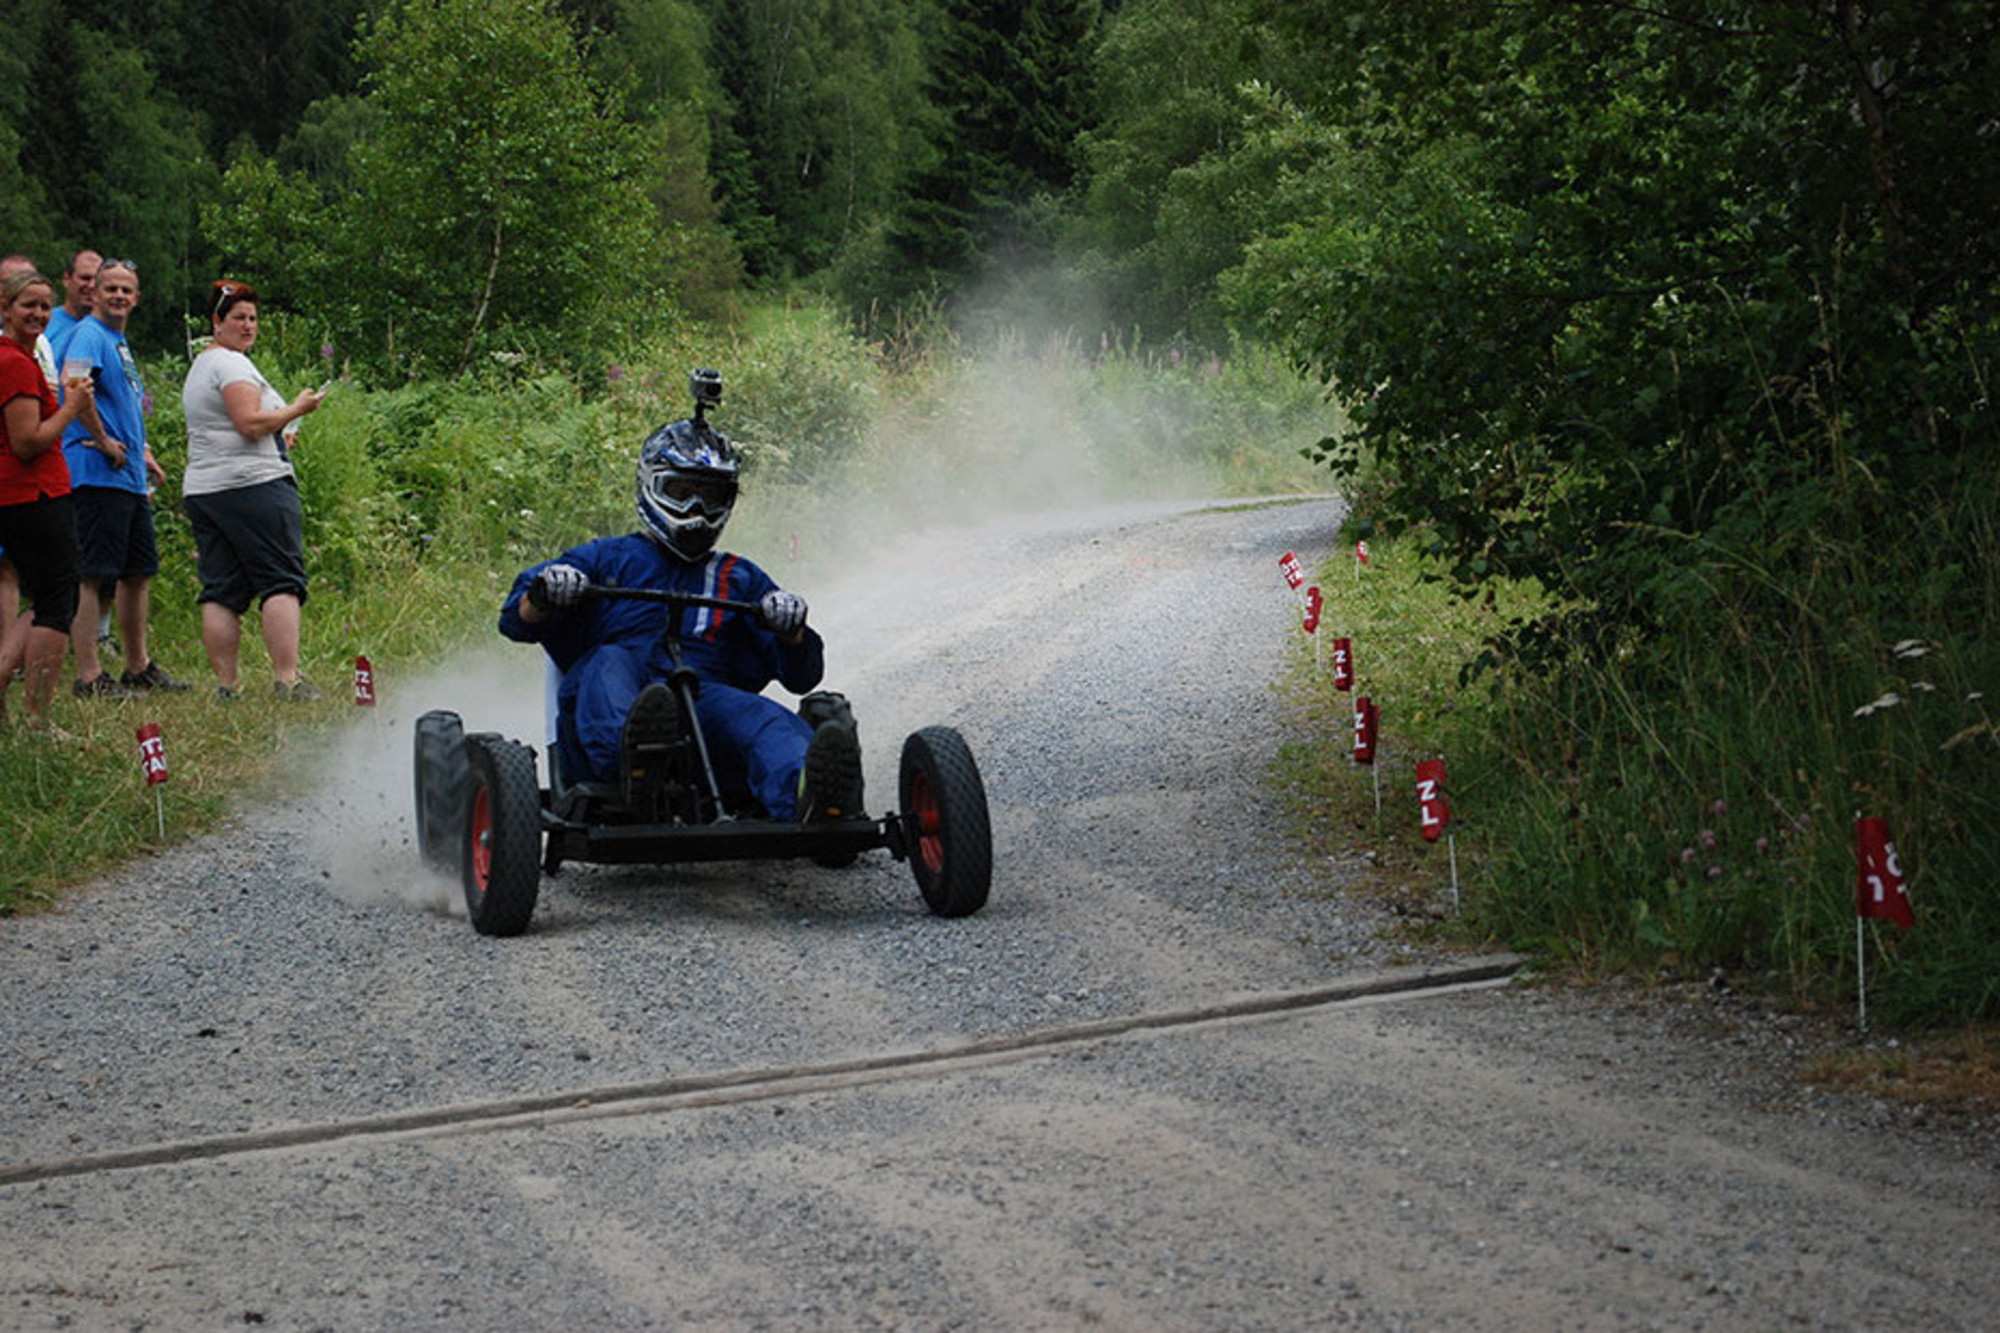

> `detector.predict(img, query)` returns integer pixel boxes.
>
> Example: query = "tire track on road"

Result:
[0,957,1518,1187]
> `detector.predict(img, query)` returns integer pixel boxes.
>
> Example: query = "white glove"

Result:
[528,563,589,611]
[759,589,808,636]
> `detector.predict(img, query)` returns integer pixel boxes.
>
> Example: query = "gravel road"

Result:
[3,496,1996,1331]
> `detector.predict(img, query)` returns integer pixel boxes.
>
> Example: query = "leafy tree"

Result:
[208,0,670,376]
[701,0,936,282]
[1073,0,1316,342]
[1224,0,1998,649]
[882,0,1102,313]
[48,26,217,347]
[591,0,745,318]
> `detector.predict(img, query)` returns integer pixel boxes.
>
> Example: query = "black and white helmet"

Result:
[636,409,739,562]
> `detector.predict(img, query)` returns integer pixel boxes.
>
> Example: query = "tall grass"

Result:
[1314,476,2000,1024]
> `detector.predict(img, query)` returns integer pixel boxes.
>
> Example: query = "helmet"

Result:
[636,416,740,561]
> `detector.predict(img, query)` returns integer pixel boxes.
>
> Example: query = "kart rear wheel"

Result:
[414,710,469,873]
[462,735,543,937]
[899,726,991,918]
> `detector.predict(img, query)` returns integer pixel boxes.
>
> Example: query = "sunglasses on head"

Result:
[211,282,255,317]
[99,259,138,279]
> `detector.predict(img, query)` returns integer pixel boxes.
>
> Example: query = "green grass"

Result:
[1271,537,1543,930]
[1279,510,2000,1026]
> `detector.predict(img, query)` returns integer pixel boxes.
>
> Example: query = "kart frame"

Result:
[413,584,992,936]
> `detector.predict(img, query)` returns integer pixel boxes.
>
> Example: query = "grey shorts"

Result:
[183,477,308,614]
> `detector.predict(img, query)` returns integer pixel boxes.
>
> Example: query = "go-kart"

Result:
[411,585,993,936]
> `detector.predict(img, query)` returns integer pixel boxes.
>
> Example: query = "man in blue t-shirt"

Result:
[44,248,99,363]
[58,258,185,696]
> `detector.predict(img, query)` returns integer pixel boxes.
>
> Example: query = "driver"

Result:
[498,376,862,823]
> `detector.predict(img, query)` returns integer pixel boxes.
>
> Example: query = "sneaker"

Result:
[73,674,130,699]
[216,684,241,702]
[121,660,191,693]
[799,719,865,823]
[274,678,323,702]
[619,682,683,807]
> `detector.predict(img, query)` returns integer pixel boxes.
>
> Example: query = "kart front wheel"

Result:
[899,727,991,918]
[462,735,543,937]
[414,710,469,873]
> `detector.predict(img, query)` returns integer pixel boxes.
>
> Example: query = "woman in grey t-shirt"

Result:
[181,280,326,700]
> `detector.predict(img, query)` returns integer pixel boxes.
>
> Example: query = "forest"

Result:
[4,0,1996,1021]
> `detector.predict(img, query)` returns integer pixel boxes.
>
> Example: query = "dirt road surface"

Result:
[4,497,1996,1330]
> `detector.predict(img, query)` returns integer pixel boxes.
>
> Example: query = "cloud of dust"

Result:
[293,315,1325,915]
[301,646,544,917]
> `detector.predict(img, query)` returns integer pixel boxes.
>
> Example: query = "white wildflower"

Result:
[1891,639,1931,659]
[1853,692,1903,717]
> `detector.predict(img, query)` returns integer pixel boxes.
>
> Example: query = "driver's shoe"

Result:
[799,719,864,823]
[619,682,682,811]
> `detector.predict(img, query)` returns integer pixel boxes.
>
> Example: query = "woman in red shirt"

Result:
[0,268,94,735]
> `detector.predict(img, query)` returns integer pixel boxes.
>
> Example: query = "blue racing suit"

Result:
[499,533,824,819]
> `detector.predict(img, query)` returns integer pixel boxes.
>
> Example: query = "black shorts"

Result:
[72,486,160,583]
[183,477,308,614]
[0,493,81,634]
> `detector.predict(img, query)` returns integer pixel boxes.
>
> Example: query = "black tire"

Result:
[898,727,992,918]
[414,710,469,873]
[462,735,543,937]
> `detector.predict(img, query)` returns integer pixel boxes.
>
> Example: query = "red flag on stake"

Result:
[354,655,377,706]
[1855,817,1913,930]
[136,723,169,786]
[1417,757,1449,842]
[136,722,169,839]
[1352,696,1376,765]
[1355,540,1370,565]
[1302,585,1323,635]
[1332,638,1354,691]
[1279,550,1305,591]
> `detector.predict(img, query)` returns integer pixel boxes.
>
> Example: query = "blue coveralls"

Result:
[499,534,824,820]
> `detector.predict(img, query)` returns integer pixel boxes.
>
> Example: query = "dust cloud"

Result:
[302,647,543,916]
[290,337,1326,913]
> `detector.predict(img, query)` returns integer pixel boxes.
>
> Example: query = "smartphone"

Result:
[317,379,336,395]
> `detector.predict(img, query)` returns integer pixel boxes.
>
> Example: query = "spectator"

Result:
[0,268,93,735]
[0,254,58,386]
[0,254,58,688]
[44,248,99,363]
[56,257,187,697]
[181,280,325,700]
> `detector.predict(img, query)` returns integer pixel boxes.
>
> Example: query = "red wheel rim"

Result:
[912,770,945,874]
[470,784,493,892]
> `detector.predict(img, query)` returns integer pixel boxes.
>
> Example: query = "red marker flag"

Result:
[1279,550,1305,590]
[136,723,169,786]
[354,655,377,706]
[1352,696,1377,765]
[1302,585,1323,635]
[1331,638,1354,691]
[1355,540,1370,565]
[1855,817,1913,929]
[1417,757,1449,841]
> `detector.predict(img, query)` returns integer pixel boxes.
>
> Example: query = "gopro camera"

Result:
[690,368,723,410]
